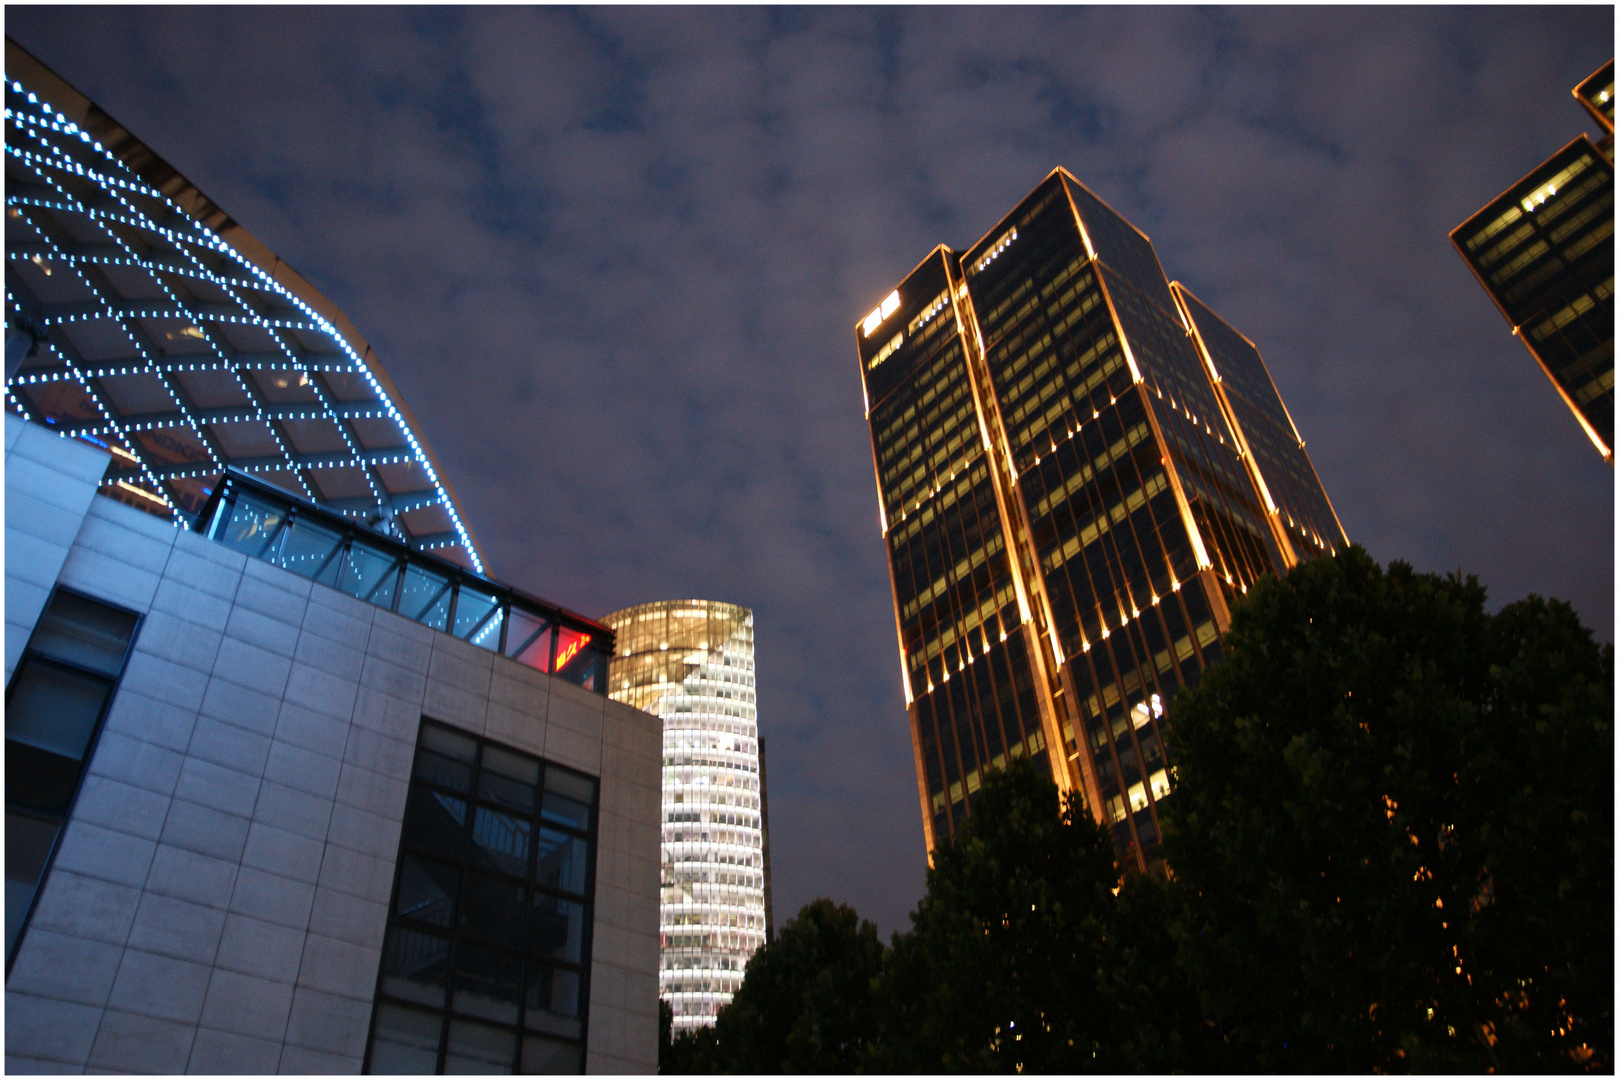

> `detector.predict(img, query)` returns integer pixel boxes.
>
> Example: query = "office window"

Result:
[5,589,139,963]
[365,721,598,1074]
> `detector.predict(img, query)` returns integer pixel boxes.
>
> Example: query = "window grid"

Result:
[4,587,141,970]
[363,721,599,1075]
[199,469,609,692]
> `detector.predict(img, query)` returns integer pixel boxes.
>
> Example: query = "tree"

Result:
[704,898,885,1072]
[1160,546,1613,1072]
[660,998,720,1074]
[875,757,1161,1073]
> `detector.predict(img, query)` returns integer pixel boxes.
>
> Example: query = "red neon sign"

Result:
[555,631,592,671]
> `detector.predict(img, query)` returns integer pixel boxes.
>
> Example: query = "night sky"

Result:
[9,7,1612,938]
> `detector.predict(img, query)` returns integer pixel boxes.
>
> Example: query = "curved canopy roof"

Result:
[4,39,484,572]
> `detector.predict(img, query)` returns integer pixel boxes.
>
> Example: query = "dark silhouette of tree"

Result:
[697,898,885,1072]
[1160,545,1613,1072]
[660,998,719,1074]
[873,757,1203,1072]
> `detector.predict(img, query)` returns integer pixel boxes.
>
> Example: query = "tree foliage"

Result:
[1160,545,1613,1071]
[695,898,884,1072]
[875,757,1195,1072]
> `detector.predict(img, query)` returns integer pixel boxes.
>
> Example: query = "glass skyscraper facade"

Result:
[602,600,768,1033]
[857,168,1345,872]
[1451,59,1614,463]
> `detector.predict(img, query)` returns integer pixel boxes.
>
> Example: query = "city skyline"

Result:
[6,8,1611,937]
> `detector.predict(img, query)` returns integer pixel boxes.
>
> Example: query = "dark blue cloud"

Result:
[8,7,1610,936]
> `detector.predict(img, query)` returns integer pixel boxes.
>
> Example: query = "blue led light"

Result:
[6,73,484,571]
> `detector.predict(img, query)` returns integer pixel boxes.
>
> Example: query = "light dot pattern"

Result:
[4,69,483,571]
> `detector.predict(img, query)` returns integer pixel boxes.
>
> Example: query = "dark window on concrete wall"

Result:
[5,588,140,967]
[364,720,598,1074]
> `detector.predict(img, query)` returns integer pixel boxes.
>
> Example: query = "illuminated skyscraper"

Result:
[857,168,1345,872]
[1451,59,1614,463]
[602,600,768,1033]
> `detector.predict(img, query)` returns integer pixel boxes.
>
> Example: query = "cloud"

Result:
[8,7,1610,936]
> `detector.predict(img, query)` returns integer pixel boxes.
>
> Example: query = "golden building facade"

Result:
[857,168,1346,871]
[1451,59,1614,463]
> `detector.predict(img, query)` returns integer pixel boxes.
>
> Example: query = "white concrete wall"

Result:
[4,414,112,682]
[3,479,660,1074]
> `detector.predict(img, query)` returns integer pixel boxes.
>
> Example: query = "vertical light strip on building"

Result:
[601,600,767,1034]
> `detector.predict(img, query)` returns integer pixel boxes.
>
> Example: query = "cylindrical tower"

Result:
[601,600,767,1033]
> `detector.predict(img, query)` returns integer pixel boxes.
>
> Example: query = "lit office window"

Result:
[364,721,598,1074]
[5,589,139,963]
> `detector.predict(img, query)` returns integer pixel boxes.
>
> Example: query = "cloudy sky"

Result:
[10,7,1611,936]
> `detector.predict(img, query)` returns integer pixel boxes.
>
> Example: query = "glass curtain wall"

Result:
[601,601,766,1034]
[858,168,1348,872]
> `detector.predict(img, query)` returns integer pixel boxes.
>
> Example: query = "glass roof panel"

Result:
[5,60,483,570]
[100,262,170,302]
[321,369,383,404]
[310,465,375,503]
[164,474,218,519]
[98,372,176,416]
[209,419,283,460]
[280,416,349,456]
[254,467,312,500]
[213,318,284,356]
[373,460,434,498]
[132,425,213,470]
[57,319,138,365]
[141,317,215,358]
[20,379,102,427]
[37,208,105,246]
[248,367,321,404]
[174,368,253,410]
[348,415,410,451]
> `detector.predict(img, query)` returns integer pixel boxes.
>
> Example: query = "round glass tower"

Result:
[601,600,767,1033]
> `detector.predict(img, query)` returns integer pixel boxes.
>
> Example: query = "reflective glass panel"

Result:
[415,726,476,792]
[5,813,59,958]
[381,926,451,1008]
[553,629,595,688]
[218,494,284,559]
[6,657,110,763]
[404,789,467,862]
[394,854,457,929]
[478,747,540,815]
[453,942,522,1026]
[26,593,137,676]
[400,565,452,631]
[470,808,530,879]
[526,894,585,965]
[445,1018,515,1075]
[505,608,554,673]
[342,540,400,607]
[370,1003,443,1074]
[370,722,595,1074]
[522,963,581,1022]
[534,829,588,897]
[520,1034,581,1075]
[455,585,503,652]
[540,769,594,831]
[459,871,526,949]
[274,517,345,583]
